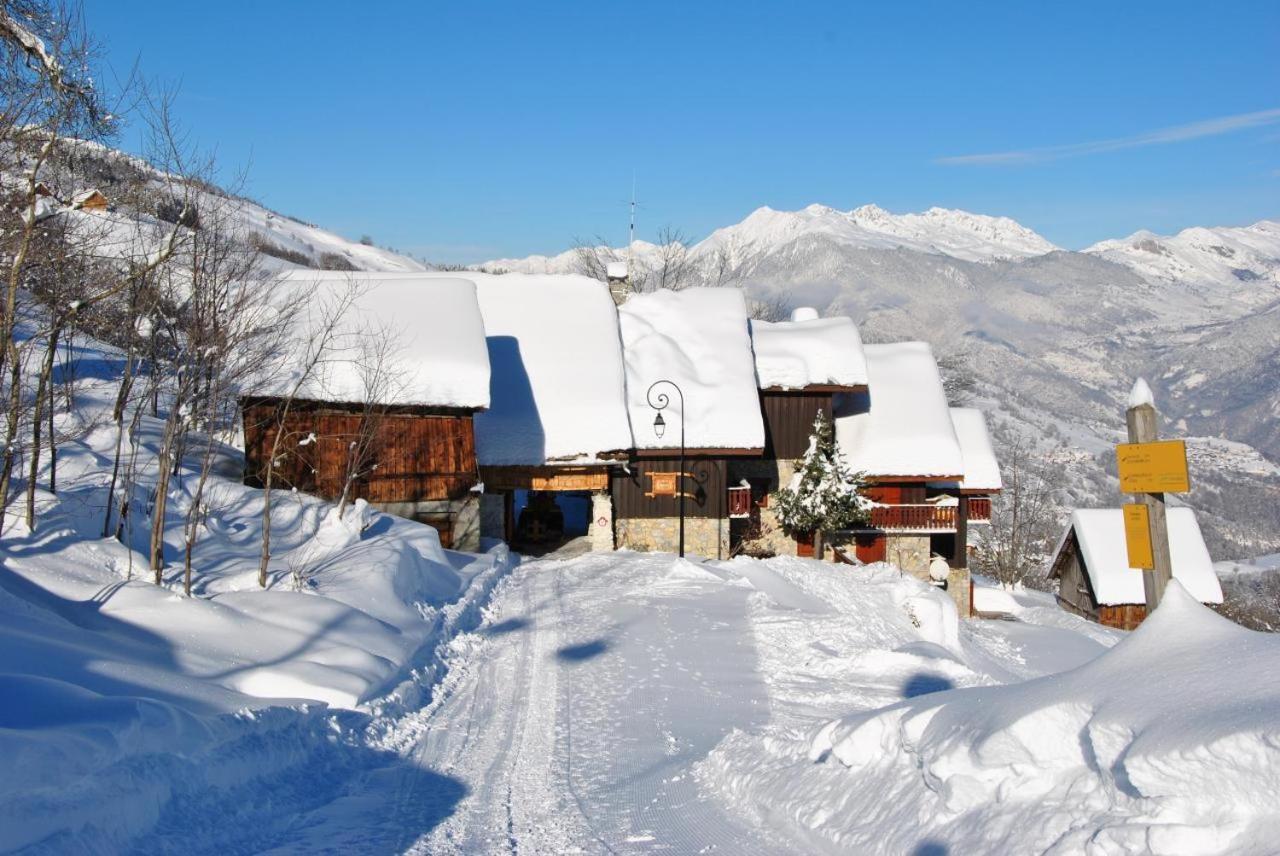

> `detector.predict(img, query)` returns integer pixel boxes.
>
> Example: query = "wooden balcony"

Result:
[865,504,956,532]
[854,497,993,532]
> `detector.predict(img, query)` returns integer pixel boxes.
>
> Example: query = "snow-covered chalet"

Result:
[239,271,1001,614]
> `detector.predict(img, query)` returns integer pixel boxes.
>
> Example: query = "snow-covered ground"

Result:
[4,325,1279,854]
[0,332,512,853]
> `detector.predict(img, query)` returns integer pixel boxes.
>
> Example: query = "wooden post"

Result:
[1125,399,1172,611]
[952,494,968,569]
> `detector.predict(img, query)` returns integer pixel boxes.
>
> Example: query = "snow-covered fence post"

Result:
[1122,379,1175,611]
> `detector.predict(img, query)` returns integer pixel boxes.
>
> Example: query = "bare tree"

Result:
[974,431,1061,587]
[252,279,360,588]
[0,0,111,532]
[334,325,407,521]
[648,226,692,292]
[746,293,793,322]
[570,225,696,295]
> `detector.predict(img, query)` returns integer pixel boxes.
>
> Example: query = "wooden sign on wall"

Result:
[646,471,680,497]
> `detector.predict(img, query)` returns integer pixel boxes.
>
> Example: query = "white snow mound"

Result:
[809,582,1280,854]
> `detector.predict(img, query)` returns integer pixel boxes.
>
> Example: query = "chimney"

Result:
[606,261,629,305]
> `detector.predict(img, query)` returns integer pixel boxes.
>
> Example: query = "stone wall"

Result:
[616,516,729,560]
[588,491,614,551]
[884,535,931,575]
[376,494,481,553]
[479,493,505,541]
[728,458,800,557]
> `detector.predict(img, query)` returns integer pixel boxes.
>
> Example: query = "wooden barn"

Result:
[241,274,491,551]
[1048,507,1223,630]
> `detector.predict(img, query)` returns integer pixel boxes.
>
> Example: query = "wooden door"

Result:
[854,534,885,564]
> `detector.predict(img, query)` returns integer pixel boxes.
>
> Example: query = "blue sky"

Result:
[87,2,1278,262]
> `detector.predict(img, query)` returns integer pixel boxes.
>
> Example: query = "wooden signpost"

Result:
[1118,380,1187,612]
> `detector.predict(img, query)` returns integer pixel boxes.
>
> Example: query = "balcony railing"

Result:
[864,504,956,531]
[969,497,992,523]
[854,498,993,532]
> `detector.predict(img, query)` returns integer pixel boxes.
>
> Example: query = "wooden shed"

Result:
[1048,508,1223,630]
[241,273,492,550]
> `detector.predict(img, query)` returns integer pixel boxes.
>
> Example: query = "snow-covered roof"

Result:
[253,272,490,409]
[619,288,765,451]
[1059,508,1223,606]
[71,188,106,205]
[468,273,634,465]
[749,313,868,390]
[834,342,963,479]
[929,408,1002,492]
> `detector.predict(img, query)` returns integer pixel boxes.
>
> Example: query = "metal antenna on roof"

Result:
[628,171,637,272]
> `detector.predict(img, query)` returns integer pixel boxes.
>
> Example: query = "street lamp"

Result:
[647,379,685,558]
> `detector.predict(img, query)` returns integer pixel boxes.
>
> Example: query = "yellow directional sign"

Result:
[1123,503,1154,569]
[1116,440,1190,494]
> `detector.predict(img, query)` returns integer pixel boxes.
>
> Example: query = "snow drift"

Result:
[807,582,1280,854]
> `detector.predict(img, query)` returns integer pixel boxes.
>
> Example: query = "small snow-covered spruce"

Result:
[772,412,868,552]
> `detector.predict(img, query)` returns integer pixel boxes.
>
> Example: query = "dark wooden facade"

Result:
[241,397,479,504]
[611,456,728,520]
[760,390,837,459]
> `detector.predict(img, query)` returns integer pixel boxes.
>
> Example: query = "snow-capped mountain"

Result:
[699,203,1061,263]
[485,203,1061,273]
[1085,220,1280,297]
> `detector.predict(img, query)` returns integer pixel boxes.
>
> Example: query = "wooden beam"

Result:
[1126,402,1172,611]
[630,447,763,459]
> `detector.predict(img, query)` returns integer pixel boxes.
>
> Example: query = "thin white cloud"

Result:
[938,107,1280,166]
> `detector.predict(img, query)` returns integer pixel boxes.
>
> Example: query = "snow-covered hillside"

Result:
[29,139,426,275]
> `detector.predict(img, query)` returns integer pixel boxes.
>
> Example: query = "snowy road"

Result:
[391,551,786,854]
[267,551,1122,855]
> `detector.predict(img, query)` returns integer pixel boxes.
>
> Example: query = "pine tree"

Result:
[773,411,868,553]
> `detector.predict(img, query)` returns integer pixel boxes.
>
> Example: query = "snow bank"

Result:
[1064,507,1223,605]
[931,407,1002,492]
[252,271,491,409]
[835,342,964,478]
[619,288,764,450]
[807,583,1278,853]
[0,321,514,850]
[469,273,634,464]
[749,314,868,390]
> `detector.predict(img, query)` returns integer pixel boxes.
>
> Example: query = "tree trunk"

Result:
[102,353,136,537]
[0,348,26,535]
[812,529,825,561]
[26,318,65,529]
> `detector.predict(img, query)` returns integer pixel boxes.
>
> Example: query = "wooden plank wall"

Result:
[1098,604,1148,631]
[760,391,833,459]
[611,457,727,520]
[243,401,478,503]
